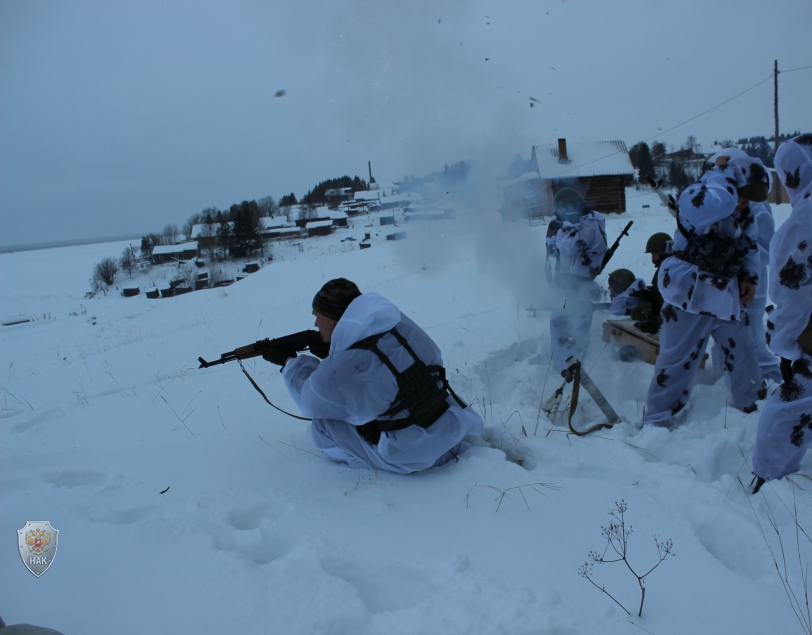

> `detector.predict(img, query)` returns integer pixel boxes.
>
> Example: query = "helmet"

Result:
[552,188,587,222]
[608,268,636,292]
[708,152,771,203]
[645,232,673,254]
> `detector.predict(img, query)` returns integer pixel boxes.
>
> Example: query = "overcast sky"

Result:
[1,0,809,247]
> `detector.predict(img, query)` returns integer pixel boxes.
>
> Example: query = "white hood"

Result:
[330,292,401,354]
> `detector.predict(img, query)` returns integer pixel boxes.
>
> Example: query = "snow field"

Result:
[1,192,808,634]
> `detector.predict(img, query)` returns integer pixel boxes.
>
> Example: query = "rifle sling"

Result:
[238,359,312,421]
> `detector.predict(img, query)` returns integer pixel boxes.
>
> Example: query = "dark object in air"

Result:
[750,474,766,494]
[198,330,329,368]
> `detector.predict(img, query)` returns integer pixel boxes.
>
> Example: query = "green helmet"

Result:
[645,232,673,254]
[608,268,636,292]
[737,181,769,203]
[552,188,587,221]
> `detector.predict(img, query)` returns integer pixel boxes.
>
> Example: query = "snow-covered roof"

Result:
[501,171,541,188]
[328,211,348,220]
[532,140,634,179]
[190,224,219,238]
[305,220,334,229]
[152,241,198,255]
[354,191,380,202]
[385,192,422,204]
[259,217,294,230]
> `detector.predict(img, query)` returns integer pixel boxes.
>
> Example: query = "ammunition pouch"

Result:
[350,328,466,445]
[674,209,754,278]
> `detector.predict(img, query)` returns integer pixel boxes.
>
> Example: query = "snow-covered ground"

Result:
[1,190,809,635]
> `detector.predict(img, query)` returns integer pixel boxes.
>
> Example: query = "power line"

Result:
[551,73,775,178]
[782,64,812,73]
[641,75,773,143]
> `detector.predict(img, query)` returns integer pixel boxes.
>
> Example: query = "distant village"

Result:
[97,135,792,300]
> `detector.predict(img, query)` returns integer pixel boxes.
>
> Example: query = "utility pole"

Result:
[774,60,780,154]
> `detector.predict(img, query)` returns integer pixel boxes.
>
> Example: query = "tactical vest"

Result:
[674,211,754,278]
[348,327,466,445]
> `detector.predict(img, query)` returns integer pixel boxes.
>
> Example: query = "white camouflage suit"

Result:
[545,211,607,370]
[752,134,812,481]
[708,150,781,383]
[283,293,484,474]
[643,171,763,428]
[608,277,647,317]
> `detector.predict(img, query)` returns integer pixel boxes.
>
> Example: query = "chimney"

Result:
[557,138,569,163]
[368,161,373,184]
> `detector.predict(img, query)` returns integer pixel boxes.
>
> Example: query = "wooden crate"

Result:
[601,319,707,367]
[602,319,660,364]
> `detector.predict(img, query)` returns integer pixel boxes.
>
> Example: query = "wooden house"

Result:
[151,242,199,264]
[502,139,635,220]
[305,220,335,237]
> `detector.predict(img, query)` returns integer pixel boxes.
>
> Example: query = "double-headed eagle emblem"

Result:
[25,527,51,556]
[17,521,59,577]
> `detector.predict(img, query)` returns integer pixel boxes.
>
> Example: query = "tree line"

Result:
[628,132,802,194]
[134,172,372,266]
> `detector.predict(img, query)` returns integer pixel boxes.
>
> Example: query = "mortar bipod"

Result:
[543,357,621,436]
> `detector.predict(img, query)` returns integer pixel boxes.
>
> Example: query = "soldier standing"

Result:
[628,233,672,333]
[642,166,763,428]
[707,150,782,383]
[752,133,812,490]
[545,189,607,370]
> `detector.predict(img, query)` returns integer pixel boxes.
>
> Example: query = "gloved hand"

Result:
[309,339,330,359]
[262,346,297,367]
[781,357,794,384]
[635,320,660,335]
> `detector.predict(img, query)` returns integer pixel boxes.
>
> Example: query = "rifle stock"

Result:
[198,330,328,368]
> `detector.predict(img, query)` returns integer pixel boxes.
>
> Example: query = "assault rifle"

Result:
[198,330,329,369]
[599,220,634,274]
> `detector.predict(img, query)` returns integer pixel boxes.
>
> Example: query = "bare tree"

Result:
[179,263,196,290]
[298,205,317,221]
[119,246,135,277]
[209,268,227,287]
[91,257,120,288]
[163,224,180,245]
[198,222,217,261]
[258,196,278,218]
